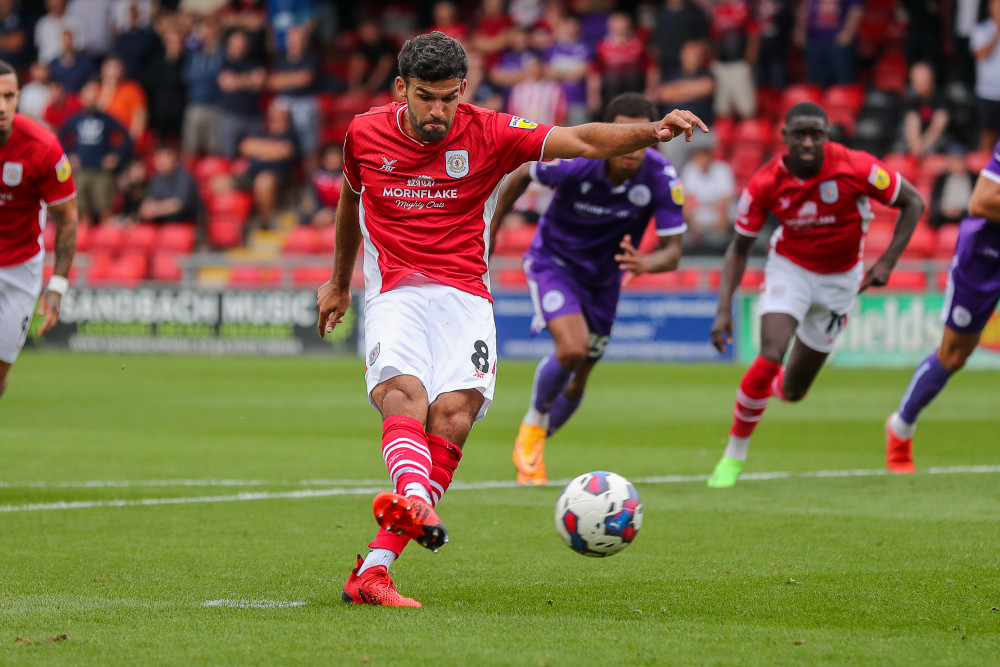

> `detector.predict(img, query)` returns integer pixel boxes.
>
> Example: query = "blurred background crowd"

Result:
[9,0,996,287]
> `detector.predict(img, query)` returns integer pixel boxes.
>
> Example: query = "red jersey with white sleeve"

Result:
[0,115,77,268]
[734,142,901,274]
[342,102,555,302]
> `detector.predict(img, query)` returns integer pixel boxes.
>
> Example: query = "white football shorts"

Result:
[363,278,497,422]
[0,250,44,364]
[759,251,862,353]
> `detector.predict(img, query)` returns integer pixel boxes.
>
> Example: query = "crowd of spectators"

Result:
[3,0,997,272]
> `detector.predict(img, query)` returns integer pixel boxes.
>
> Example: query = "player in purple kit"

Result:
[885,140,1000,472]
[491,93,687,485]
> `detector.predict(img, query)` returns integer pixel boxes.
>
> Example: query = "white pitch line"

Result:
[2,466,999,514]
[0,479,386,489]
[201,599,306,609]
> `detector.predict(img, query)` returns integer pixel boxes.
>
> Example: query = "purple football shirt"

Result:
[526,148,686,286]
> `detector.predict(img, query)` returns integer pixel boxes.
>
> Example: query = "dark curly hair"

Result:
[603,92,657,123]
[398,31,469,84]
[785,101,828,125]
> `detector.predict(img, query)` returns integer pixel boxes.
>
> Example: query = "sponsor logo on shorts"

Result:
[868,165,891,190]
[819,180,839,204]
[3,161,22,186]
[541,290,566,313]
[508,116,538,129]
[952,306,972,328]
[445,150,469,178]
[368,342,380,366]
[628,184,652,207]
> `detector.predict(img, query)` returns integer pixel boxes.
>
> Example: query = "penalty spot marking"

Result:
[1,465,999,514]
[202,599,306,609]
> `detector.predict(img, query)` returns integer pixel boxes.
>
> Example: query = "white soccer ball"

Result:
[554,471,642,557]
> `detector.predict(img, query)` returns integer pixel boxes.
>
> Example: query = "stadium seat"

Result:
[283,225,322,255]
[874,51,908,94]
[934,224,960,259]
[124,223,157,254]
[884,270,927,291]
[291,265,333,288]
[42,264,78,284]
[707,268,765,290]
[731,146,766,185]
[917,153,950,188]
[712,117,736,148]
[156,224,196,253]
[193,156,231,184]
[864,223,895,260]
[780,84,823,114]
[627,268,702,290]
[881,153,918,184]
[89,224,127,254]
[75,223,92,253]
[733,118,774,151]
[85,251,115,283]
[229,265,282,288]
[935,269,950,291]
[104,251,148,287]
[901,223,936,259]
[207,217,244,249]
[823,84,864,114]
[967,150,991,173]
[150,251,183,282]
[494,224,536,256]
[494,268,528,288]
[756,87,782,121]
[318,224,336,253]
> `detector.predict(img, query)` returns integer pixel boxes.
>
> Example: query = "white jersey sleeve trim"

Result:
[537,127,557,161]
[734,222,760,238]
[44,191,78,207]
[980,169,1000,186]
[529,161,540,183]
[888,171,902,206]
[657,223,688,236]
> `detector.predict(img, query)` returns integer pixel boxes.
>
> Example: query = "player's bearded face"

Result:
[401,78,465,143]
[0,73,18,135]
[783,117,828,177]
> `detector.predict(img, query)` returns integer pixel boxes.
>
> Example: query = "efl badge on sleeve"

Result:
[508,116,539,130]
[669,179,685,206]
[55,154,72,183]
[819,180,839,204]
[445,150,469,179]
[868,165,891,190]
[2,162,22,186]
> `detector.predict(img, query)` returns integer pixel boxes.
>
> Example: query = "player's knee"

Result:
[782,385,808,402]
[939,349,970,374]
[427,411,474,447]
[554,345,588,370]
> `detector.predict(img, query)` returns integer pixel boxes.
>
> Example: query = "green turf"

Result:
[2,352,999,665]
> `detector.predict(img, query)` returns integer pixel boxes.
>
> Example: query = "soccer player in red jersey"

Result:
[0,59,78,397]
[317,32,707,607]
[706,102,925,488]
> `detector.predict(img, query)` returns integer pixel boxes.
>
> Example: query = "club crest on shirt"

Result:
[508,116,538,130]
[55,154,72,183]
[819,180,838,204]
[628,184,651,207]
[669,179,685,205]
[445,150,469,178]
[2,161,22,186]
[868,165,891,190]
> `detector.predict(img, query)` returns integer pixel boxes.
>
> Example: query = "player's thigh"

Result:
[760,253,815,323]
[941,254,1000,335]
[362,289,433,411]
[424,286,497,423]
[0,257,43,365]
[795,267,861,353]
[526,255,586,336]
[94,172,115,214]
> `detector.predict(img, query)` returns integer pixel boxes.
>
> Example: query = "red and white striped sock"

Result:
[427,433,463,506]
[731,356,781,439]
[381,415,432,504]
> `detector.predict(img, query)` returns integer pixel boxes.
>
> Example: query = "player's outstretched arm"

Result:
[616,233,682,285]
[317,185,362,338]
[968,170,1000,222]
[37,197,79,337]
[711,232,756,353]
[859,178,925,292]
[489,163,533,257]
[542,109,709,161]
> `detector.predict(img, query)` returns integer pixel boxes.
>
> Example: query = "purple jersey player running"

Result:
[885,140,1000,471]
[491,93,688,485]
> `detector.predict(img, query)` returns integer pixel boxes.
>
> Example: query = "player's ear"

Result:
[395,76,407,100]
[459,79,467,99]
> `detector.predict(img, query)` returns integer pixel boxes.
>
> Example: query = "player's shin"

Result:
[382,415,433,503]
[427,433,463,505]
[528,353,574,420]
[896,350,953,431]
[547,393,583,436]
[729,355,782,445]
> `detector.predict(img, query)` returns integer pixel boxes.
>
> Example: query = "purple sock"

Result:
[531,353,574,413]
[547,393,583,436]
[898,351,953,424]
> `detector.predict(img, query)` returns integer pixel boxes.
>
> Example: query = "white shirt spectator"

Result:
[66,0,113,57]
[34,12,84,64]
[681,156,736,233]
[111,0,153,32]
[971,18,1000,100]
[18,81,52,121]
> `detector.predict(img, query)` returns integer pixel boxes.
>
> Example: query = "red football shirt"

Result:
[343,102,554,302]
[735,142,901,274]
[0,115,77,268]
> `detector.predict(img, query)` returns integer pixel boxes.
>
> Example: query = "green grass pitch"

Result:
[2,352,999,665]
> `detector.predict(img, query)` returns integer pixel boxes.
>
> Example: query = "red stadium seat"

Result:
[150,250,183,282]
[207,217,244,249]
[42,264,78,283]
[494,268,527,288]
[780,84,823,114]
[901,223,936,259]
[75,223,92,252]
[283,225,322,255]
[733,118,774,151]
[935,269,950,291]
[627,268,702,290]
[708,268,765,290]
[864,223,895,260]
[124,223,157,254]
[208,190,252,220]
[318,224,337,253]
[494,224,536,256]
[823,84,864,114]
[89,223,127,254]
[291,266,333,288]
[881,153,918,184]
[85,251,115,283]
[917,153,950,188]
[229,265,281,288]
[157,223,196,253]
[874,52,908,94]
[934,224,960,259]
[756,87,782,121]
[193,156,231,183]
[712,117,736,147]
[967,150,991,173]
[884,270,927,291]
[104,251,148,287]
[731,146,765,184]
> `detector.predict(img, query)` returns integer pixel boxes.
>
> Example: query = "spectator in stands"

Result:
[971,0,1000,152]
[754,0,793,89]
[115,1,162,84]
[145,27,187,143]
[139,144,202,224]
[545,14,592,126]
[217,28,265,159]
[794,0,863,86]
[658,40,715,169]
[471,0,511,68]
[508,55,566,126]
[219,0,267,60]
[491,26,536,96]
[301,143,342,226]
[0,0,28,71]
[347,18,395,95]
[182,18,223,158]
[19,62,52,122]
[66,0,113,59]
[430,1,468,42]
[710,0,758,120]
[929,145,977,228]
[35,0,83,66]
[649,0,709,79]
[117,159,146,222]
[267,0,316,55]
[237,100,297,228]
[42,77,80,130]
[900,61,951,157]
[464,48,504,112]
[268,23,318,169]
[680,137,735,255]
[48,29,95,93]
[97,54,148,140]
[588,12,653,113]
[902,0,946,82]
[59,80,132,224]
[111,0,153,33]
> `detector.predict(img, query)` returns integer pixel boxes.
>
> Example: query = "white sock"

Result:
[723,436,751,461]
[522,406,550,429]
[889,411,917,439]
[358,548,397,574]
[403,483,432,504]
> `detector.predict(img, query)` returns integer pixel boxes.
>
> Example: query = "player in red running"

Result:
[707,102,925,488]
[0,59,78,397]
[318,32,707,607]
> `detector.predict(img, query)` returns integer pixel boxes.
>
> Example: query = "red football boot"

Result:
[372,492,448,552]
[342,555,421,608]
[885,415,916,474]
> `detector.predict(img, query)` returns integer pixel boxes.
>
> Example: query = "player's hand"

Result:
[36,290,61,336]
[858,258,894,293]
[615,234,647,285]
[317,280,351,338]
[656,109,709,143]
[710,312,733,354]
